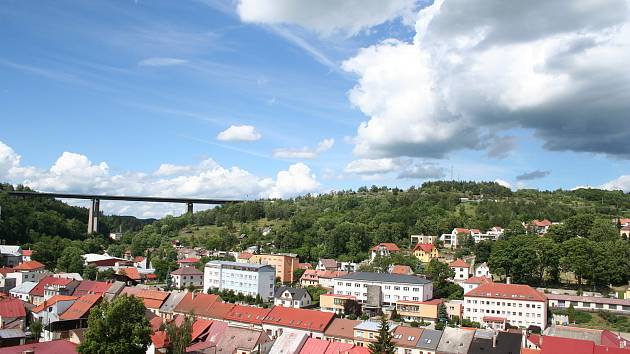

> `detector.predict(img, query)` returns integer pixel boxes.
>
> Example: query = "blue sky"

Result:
[2,0,630,217]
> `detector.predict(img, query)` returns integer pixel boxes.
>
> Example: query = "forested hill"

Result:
[0,183,152,245]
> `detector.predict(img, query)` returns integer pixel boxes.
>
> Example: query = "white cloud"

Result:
[494,179,512,189]
[601,175,630,193]
[138,57,189,67]
[266,163,320,199]
[273,138,334,159]
[0,140,320,217]
[217,125,262,141]
[236,0,417,37]
[344,158,399,175]
[343,0,630,159]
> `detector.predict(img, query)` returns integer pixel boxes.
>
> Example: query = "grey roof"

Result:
[335,272,431,285]
[206,260,275,271]
[436,327,475,354]
[103,281,126,301]
[274,286,309,300]
[416,329,442,350]
[159,291,187,314]
[9,281,37,294]
[0,328,26,339]
[0,246,21,257]
[354,320,398,332]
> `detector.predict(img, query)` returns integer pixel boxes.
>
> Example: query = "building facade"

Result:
[204,261,275,301]
[170,266,203,289]
[249,253,299,283]
[333,272,433,306]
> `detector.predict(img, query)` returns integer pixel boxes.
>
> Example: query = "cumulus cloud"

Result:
[344,158,400,175]
[273,138,334,159]
[397,163,445,179]
[217,125,262,141]
[138,57,189,66]
[236,0,417,36]
[516,170,551,181]
[0,140,319,217]
[343,0,630,159]
[486,136,517,159]
[601,175,630,193]
[344,157,444,180]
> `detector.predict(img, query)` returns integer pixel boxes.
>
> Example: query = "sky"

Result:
[2,0,630,218]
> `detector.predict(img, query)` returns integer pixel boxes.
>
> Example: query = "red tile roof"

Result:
[118,267,141,280]
[170,266,203,276]
[449,259,470,268]
[540,336,594,354]
[533,219,552,227]
[392,326,423,348]
[191,319,213,341]
[0,298,26,318]
[465,283,547,302]
[371,243,400,252]
[13,260,45,271]
[173,293,222,318]
[30,276,73,297]
[300,269,348,281]
[413,243,435,253]
[177,257,200,264]
[72,280,112,297]
[262,306,335,332]
[0,340,78,354]
[151,331,169,349]
[204,302,235,320]
[225,305,272,325]
[600,330,630,349]
[59,294,101,320]
[150,316,163,332]
[455,228,470,234]
[324,318,360,340]
[463,276,493,285]
[594,346,629,354]
[31,295,78,313]
[120,288,169,309]
[238,252,253,259]
[325,343,356,354]
[21,250,32,256]
[390,265,413,275]
[300,338,331,354]
[0,267,14,277]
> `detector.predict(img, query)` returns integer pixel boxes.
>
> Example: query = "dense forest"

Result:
[2,181,630,289]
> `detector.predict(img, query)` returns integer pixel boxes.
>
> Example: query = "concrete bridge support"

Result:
[187,202,194,215]
[87,198,100,234]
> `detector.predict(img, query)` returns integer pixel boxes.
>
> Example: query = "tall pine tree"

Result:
[368,316,396,354]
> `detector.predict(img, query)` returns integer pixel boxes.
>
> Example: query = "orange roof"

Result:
[120,288,169,309]
[455,228,470,234]
[463,276,493,285]
[173,293,222,318]
[533,219,552,227]
[263,306,335,332]
[238,252,253,259]
[191,319,213,341]
[118,267,141,280]
[72,280,112,296]
[392,326,423,348]
[204,302,235,320]
[177,257,200,264]
[301,269,348,281]
[150,316,163,332]
[390,265,413,275]
[324,318,360,340]
[0,298,27,318]
[59,294,101,320]
[30,276,73,297]
[465,283,547,302]
[21,250,32,256]
[371,243,400,252]
[14,260,45,271]
[151,331,169,349]
[300,338,331,353]
[449,259,469,268]
[521,349,541,354]
[143,298,165,309]
[413,243,435,253]
[225,305,272,325]
[0,267,14,276]
[32,295,78,313]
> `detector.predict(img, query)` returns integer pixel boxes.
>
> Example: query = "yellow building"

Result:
[319,294,356,315]
[395,299,443,323]
[248,253,299,283]
[626,289,630,300]
[353,321,398,347]
[412,243,439,263]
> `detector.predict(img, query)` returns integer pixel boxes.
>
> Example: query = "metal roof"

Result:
[335,272,431,285]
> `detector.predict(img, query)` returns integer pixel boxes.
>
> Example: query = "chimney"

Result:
[506,277,512,284]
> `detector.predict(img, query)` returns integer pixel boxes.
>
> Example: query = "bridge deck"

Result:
[7,191,242,204]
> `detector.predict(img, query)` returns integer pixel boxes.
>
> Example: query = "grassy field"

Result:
[557,309,630,332]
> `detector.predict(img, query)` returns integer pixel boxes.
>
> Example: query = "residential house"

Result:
[30,295,78,341]
[391,325,424,354]
[416,328,442,354]
[370,243,400,262]
[0,268,16,294]
[324,318,360,344]
[444,299,463,320]
[268,331,309,354]
[473,263,492,278]
[7,260,46,287]
[316,259,338,272]
[170,266,203,289]
[413,244,439,263]
[463,283,548,330]
[158,291,187,320]
[439,228,470,248]
[176,257,200,268]
[0,339,78,353]
[249,253,300,283]
[300,270,348,289]
[102,280,125,301]
[236,252,254,263]
[274,286,312,308]
[0,246,22,267]
[172,292,222,319]
[0,298,26,330]
[261,306,335,339]
[208,326,272,354]
[224,304,271,330]
[621,226,630,238]
[71,280,111,297]
[204,261,275,301]
[320,294,357,315]
[333,272,433,306]
[389,265,414,276]
[394,299,443,323]
[30,276,79,305]
[410,235,438,245]
[467,331,522,354]
[528,219,553,235]
[448,259,470,281]
[353,320,397,347]
[435,327,475,354]
[546,293,630,314]
[298,337,369,354]
[119,287,170,315]
[8,282,36,302]
[81,253,127,267]
[462,276,493,293]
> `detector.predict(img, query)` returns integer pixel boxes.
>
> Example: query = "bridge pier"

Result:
[87,198,100,234]
[187,202,194,215]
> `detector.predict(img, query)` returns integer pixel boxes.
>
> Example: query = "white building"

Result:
[0,246,22,267]
[410,234,438,245]
[462,276,493,293]
[370,243,400,262]
[9,281,37,302]
[273,287,312,308]
[463,283,548,330]
[333,272,433,305]
[204,261,275,301]
[170,266,203,289]
[474,262,492,278]
[440,228,502,247]
[449,259,470,281]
